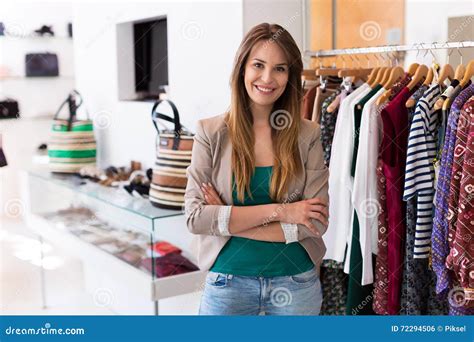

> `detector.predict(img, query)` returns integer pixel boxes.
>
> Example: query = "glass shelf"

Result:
[0,76,75,80]
[28,169,183,233]
[0,35,72,40]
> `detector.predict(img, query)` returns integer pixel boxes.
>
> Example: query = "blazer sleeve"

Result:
[297,125,330,240]
[184,119,232,236]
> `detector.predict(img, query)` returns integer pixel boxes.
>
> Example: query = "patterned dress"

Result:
[400,85,448,315]
[319,89,348,315]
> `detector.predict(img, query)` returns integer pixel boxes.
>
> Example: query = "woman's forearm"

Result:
[233,221,286,242]
[228,204,280,234]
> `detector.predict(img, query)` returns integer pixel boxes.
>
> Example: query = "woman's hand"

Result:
[201,182,224,205]
[277,198,329,231]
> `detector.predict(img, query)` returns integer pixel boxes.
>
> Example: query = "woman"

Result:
[184,23,329,315]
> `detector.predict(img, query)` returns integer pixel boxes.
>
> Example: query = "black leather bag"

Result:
[25,53,59,77]
[0,98,20,119]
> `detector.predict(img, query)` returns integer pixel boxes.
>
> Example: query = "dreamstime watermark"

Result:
[93,110,113,130]
[4,198,25,218]
[263,12,300,48]
[270,287,292,307]
[448,286,468,308]
[181,21,203,41]
[4,323,85,336]
[262,189,301,226]
[359,199,381,219]
[359,21,381,42]
[270,110,293,130]
[449,15,474,41]
[93,287,114,307]
[3,22,28,40]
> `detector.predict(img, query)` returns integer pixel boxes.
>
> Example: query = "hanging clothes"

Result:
[346,85,386,315]
[432,84,474,315]
[302,85,318,120]
[319,88,349,316]
[445,96,474,307]
[320,91,341,166]
[403,83,442,258]
[399,84,449,315]
[373,74,412,315]
[325,83,371,263]
[380,85,418,315]
[433,85,474,292]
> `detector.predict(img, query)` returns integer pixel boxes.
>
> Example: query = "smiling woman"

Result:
[184,23,330,316]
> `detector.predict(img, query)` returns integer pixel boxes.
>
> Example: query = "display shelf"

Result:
[0,76,75,80]
[28,169,183,233]
[21,170,206,315]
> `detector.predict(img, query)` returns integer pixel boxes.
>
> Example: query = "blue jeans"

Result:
[199,267,322,315]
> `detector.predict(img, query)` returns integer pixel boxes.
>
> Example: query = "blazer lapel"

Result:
[217,127,234,205]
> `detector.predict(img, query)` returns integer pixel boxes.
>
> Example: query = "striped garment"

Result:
[403,84,442,258]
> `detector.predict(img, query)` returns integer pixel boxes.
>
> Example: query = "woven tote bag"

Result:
[48,90,96,173]
[150,99,194,209]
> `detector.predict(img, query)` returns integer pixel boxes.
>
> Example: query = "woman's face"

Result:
[243,39,289,111]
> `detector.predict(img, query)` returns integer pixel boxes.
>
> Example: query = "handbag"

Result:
[0,134,7,167]
[25,53,59,77]
[150,99,194,210]
[0,98,20,119]
[48,90,96,173]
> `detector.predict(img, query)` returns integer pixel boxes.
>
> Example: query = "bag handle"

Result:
[151,99,181,135]
[53,90,86,130]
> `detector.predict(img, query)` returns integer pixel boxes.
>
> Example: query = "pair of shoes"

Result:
[123,169,151,197]
[98,161,143,187]
[34,25,54,36]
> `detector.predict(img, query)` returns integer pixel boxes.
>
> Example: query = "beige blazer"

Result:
[184,112,329,273]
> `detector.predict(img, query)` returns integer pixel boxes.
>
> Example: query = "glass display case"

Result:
[22,169,206,315]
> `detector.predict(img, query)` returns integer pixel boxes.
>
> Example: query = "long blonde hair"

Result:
[225,23,303,203]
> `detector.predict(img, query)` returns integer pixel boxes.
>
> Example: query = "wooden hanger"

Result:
[370,67,387,87]
[459,59,474,87]
[366,67,379,86]
[327,95,341,114]
[436,60,474,110]
[454,64,466,80]
[381,67,394,86]
[407,63,419,76]
[407,64,428,90]
[376,66,404,106]
[405,65,436,108]
[383,66,404,89]
[438,64,454,85]
[423,65,434,86]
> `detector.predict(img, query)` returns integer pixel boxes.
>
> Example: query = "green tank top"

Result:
[210,166,314,277]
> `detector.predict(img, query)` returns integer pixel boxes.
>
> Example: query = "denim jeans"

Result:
[199,267,322,315]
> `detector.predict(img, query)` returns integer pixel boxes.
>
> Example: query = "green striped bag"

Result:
[48,90,97,173]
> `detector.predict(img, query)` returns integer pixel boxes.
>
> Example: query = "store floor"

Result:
[0,217,113,315]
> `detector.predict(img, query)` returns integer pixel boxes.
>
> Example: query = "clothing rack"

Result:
[305,41,474,58]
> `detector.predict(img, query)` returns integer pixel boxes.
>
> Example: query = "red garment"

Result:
[302,86,317,120]
[445,97,474,305]
[380,86,415,314]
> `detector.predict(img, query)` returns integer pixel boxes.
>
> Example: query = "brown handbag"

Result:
[150,99,194,209]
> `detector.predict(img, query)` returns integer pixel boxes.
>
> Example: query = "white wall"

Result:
[404,0,474,67]
[0,2,74,219]
[72,1,243,169]
[0,1,75,118]
[243,0,304,50]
